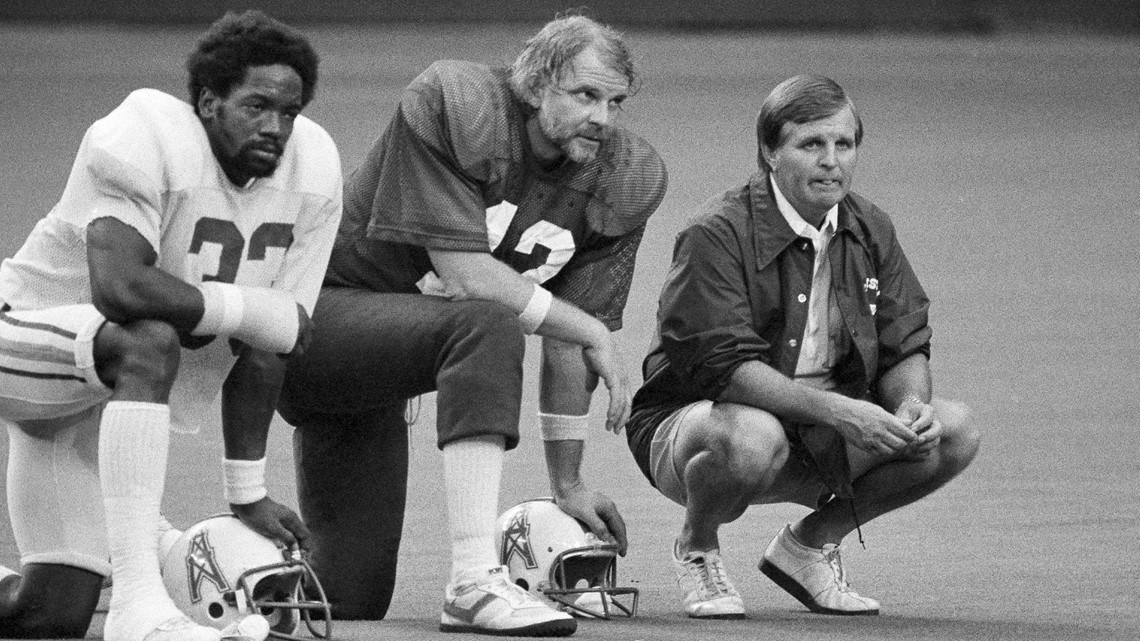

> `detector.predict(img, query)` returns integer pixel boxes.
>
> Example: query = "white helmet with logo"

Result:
[495,498,638,618]
[160,514,332,640]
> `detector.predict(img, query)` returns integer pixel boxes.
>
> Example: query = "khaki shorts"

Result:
[648,400,832,508]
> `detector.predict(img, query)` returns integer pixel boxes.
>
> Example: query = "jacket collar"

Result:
[747,171,868,270]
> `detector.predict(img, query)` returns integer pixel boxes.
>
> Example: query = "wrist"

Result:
[519,284,553,334]
[223,457,267,505]
[896,394,926,413]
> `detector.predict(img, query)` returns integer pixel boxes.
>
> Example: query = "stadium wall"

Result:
[1,0,1136,33]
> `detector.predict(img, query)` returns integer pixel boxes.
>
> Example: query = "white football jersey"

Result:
[0,88,343,431]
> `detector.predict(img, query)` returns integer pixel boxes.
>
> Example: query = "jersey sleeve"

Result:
[544,222,646,331]
[584,131,668,237]
[362,61,511,251]
[547,133,667,330]
[82,91,181,251]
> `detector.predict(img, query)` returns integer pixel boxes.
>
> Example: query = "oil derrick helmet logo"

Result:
[500,505,538,570]
[185,530,230,602]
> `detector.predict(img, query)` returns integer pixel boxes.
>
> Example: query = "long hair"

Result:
[509,14,639,104]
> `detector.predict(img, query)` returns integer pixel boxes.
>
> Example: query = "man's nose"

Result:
[261,112,284,137]
[819,145,838,167]
[587,101,610,126]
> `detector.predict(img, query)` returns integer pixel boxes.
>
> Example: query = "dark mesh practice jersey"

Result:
[326,60,667,330]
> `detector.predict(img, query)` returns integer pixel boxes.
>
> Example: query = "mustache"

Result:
[246,140,284,156]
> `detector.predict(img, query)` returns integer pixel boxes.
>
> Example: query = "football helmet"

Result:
[495,498,638,618]
[161,514,332,640]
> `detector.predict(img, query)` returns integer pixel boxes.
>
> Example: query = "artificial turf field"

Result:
[0,20,1136,641]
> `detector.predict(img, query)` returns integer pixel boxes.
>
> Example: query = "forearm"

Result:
[428,248,610,350]
[875,353,932,411]
[540,338,598,414]
[717,359,852,428]
[543,438,588,498]
[221,346,286,460]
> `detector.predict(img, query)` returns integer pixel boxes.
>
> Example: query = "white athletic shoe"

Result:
[440,565,576,636]
[220,615,271,641]
[759,524,880,615]
[672,541,746,619]
[106,614,223,641]
[106,611,269,641]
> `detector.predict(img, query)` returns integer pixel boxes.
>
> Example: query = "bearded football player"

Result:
[278,13,666,636]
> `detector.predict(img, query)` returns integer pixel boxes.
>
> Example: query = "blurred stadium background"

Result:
[1,0,1138,33]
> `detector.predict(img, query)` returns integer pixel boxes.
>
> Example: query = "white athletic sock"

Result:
[156,514,183,561]
[443,435,505,583]
[100,401,219,641]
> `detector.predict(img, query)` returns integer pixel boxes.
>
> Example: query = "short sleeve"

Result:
[362,62,514,251]
[82,105,166,250]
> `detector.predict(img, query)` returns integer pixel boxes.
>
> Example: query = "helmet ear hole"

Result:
[207,601,226,619]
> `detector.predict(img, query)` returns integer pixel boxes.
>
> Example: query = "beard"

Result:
[234,143,282,178]
[536,110,603,164]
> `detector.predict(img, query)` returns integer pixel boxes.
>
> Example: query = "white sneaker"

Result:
[759,524,880,615]
[106,614,223,641]
[220,615,270,641]
[106,609,269,641]
[672,541,745,619]
[440,566,576,636]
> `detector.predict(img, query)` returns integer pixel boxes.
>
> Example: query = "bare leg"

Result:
[791,400,980,548]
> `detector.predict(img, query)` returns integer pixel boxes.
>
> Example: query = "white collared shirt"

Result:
[770,178,840,390]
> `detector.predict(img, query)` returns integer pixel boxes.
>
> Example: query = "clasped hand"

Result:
[835,397,941,458]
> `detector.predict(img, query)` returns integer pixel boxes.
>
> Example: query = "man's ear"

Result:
[760,145,777,170]
[198,88,219,119]
[521,81,544,109]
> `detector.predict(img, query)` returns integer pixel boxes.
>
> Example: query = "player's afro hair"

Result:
[186,10,319,115]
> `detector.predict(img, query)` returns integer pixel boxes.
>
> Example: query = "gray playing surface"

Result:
[0,22,1136,640]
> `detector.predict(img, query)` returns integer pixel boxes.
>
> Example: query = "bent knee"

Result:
[683,405,790,487]
[96,320,181,387]
[937,400,981,470]
[105,319,180,358]
[448,300,525,360]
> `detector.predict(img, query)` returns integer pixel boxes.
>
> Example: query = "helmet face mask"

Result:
[162,514,333,640]
[496,499,638,619]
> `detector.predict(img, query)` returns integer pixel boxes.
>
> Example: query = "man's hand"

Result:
[832,397,918,455]
[582,335,631,433]
[285,303,313,359]
[895,398,942,458]
[554,484,629,556]
[230,497,312,553]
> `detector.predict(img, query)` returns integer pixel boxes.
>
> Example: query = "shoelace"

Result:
[681,554,736,597]
[822,545,852,592]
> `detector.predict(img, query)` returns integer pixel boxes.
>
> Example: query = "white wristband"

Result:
[519,284,553,334]
[192,282,299,354]
[538,412,590,441]
[193,282,244,336]
[235,287,300,354]
[223,457,268,505]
